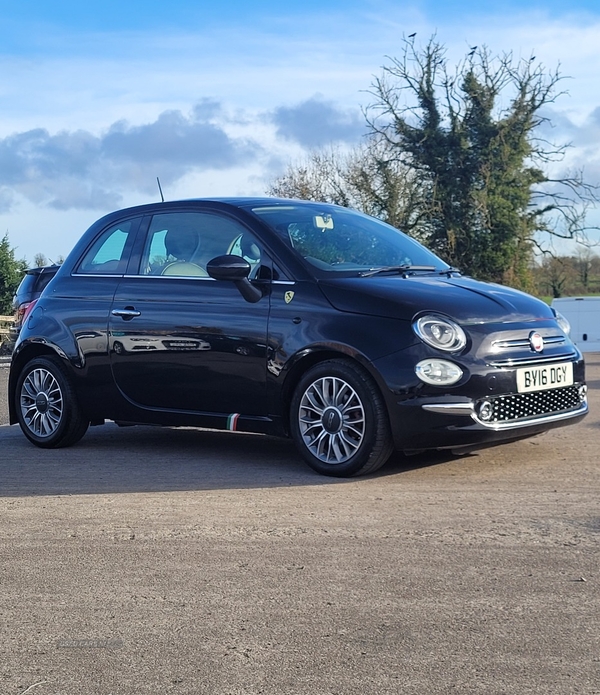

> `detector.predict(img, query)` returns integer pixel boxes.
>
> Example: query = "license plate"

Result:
[516,362,573,393]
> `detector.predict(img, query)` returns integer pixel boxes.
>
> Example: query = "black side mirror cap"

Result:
[206,255,262,303]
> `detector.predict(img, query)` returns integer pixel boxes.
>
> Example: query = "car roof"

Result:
[98,197,340,218]
[84,197,344,234]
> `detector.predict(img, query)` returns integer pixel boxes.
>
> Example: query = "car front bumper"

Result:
[386,383,588,452]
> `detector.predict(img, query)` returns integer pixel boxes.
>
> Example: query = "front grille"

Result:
[489,351,577,367]
[491,335,565,350]
[480,385,582,423]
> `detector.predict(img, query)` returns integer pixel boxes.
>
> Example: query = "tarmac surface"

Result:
[0,354,599,694]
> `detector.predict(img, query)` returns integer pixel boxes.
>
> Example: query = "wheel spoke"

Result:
[343,423,364,439]
[339,401,361,415]
[299,420,322,437]
[334,382,351,408]
[303,390,325,415]
[330,434,346,462]
[29,410,42,433]
[311,428,329,455]
[339,430,360,453]
[323,378,335,407]
[41,413,53,436]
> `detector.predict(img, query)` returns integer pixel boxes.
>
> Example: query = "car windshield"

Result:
[247,203,449,275]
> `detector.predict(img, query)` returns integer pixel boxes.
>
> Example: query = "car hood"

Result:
[317,274,554,324]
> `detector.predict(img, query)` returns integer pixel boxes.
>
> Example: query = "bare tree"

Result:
[267,138,429,238]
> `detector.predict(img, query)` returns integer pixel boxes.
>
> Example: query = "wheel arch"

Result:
[278,346,391,436]
[8,343,72,425]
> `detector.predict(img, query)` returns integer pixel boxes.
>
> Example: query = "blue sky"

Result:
[1,0,600,262]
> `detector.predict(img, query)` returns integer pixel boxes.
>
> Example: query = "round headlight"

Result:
[413,315,467,352]
[415,359,463,386]
[554,310,571,336]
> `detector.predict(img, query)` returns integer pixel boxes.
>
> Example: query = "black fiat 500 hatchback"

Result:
[8,198,587,476]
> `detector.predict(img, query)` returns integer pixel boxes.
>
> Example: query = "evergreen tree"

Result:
[0,235,27,314]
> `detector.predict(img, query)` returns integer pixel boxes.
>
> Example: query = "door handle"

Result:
[111,308,141,319]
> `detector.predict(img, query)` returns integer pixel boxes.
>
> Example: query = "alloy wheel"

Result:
[298,375,366,464]
[20,367,64,438]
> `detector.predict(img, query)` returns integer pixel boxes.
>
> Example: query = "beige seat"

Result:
[160,227,207,276]
[227,234,261,277]
[161,261,207,277]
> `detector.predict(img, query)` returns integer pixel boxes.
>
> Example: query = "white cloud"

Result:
[0,104,267,212]
[269,96,366,148]
[2,4,600,261]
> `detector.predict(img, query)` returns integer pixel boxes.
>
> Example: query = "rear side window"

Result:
[77,219,139,275]
[15,272,39,298]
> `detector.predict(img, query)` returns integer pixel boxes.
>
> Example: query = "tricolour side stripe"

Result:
[227,413,240,431]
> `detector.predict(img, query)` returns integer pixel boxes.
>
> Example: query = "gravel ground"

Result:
[0,355,599,695]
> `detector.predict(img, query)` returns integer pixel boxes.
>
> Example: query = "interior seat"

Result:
[160,227,208,277]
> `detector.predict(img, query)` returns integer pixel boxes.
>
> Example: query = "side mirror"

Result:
[206,255,262,303]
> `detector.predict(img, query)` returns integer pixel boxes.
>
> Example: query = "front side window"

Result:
[137,211,263,278]
[77,219,138,274]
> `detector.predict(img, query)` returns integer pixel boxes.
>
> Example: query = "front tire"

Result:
[15,356,89,448]
[290,359,393,477]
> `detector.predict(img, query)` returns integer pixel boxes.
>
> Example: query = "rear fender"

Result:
[8,340,74,425]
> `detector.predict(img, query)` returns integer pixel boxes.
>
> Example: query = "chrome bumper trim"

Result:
[422,403,474,416]
[422,401,588,430]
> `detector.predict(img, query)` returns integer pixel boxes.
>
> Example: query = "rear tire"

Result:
[15,356,89,448]
[290,359,394,477]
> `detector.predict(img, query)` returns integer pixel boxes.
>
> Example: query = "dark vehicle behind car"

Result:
[4,265,60,353]
[7,199,588,476]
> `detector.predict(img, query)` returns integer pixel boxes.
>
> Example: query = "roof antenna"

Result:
[157,177,165,203]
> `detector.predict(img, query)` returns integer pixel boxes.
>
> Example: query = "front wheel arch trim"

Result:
[278,347,390,437]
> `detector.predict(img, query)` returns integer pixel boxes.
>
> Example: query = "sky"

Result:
[1,0,600,263]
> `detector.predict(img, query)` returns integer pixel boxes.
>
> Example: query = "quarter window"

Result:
[77,219,138,274]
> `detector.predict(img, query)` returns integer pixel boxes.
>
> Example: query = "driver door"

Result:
[109,210,270,417]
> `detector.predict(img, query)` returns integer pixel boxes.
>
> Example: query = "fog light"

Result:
[579,384,588,403]
[415,359,463,386]
[478,400,494,422]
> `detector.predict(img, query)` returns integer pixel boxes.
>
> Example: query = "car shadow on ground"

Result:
[0,422,458,497]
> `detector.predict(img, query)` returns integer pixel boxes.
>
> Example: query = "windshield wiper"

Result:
[358,264,437,278]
